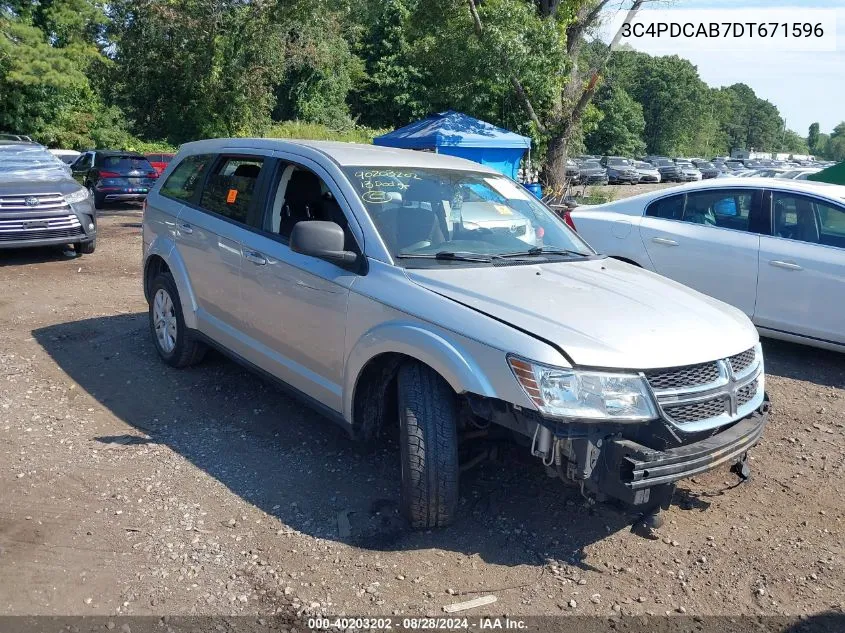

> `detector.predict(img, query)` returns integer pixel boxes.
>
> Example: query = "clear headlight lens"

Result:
[63,188,90,204]
[509,357,657,421]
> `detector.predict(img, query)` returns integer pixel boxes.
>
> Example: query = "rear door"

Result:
[754,190,845,345]
[638,187,763,317]
[173,153,272,351]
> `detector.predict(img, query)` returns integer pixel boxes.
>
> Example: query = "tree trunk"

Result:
[543,133,569,199]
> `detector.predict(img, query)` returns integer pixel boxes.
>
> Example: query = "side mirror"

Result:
[290,221,358,265]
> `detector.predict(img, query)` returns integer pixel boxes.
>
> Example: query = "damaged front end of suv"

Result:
[465,344,768,525]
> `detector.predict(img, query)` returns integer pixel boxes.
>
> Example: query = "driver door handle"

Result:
[770,260,803,271]
[177,222,193,234]
[244,250,267,266]
[652,237,679,246]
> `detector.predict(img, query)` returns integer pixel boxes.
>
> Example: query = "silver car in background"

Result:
[142,139,768,531]
[0,142,97,254]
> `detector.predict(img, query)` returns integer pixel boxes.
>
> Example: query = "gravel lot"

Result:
[1,204,843,621]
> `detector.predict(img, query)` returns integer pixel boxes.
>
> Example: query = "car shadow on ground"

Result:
[36,313,715,569]
[0,245,81,265]
[761,337,844,389]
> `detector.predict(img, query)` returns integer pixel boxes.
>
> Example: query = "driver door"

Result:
[237,156,362,413]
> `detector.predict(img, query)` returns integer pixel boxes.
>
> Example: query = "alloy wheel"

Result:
[153,288,177,354]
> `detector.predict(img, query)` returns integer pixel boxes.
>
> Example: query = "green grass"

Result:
[264,121,389,144]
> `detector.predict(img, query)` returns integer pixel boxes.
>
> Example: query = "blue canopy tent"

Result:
[372,111,531,180]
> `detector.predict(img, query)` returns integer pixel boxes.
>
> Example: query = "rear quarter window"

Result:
[160,154,212,202]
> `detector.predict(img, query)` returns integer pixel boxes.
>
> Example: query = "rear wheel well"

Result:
[144,256,171,302]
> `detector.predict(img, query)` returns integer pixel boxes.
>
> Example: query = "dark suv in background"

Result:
[71,150,158,209]
[0,142,97,254]
[601,156,640,184]
[648,157,684,182]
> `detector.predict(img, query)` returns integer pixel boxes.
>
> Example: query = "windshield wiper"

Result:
[494,246,590,258]
[396,251,493,263]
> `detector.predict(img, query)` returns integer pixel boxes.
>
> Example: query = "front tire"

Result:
[75,238,96,255]
[397,362,459,529]
[148,273,207,368]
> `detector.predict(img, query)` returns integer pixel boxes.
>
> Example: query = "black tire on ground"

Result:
[148,272,207,368]
[397,362,459,529]
[75,238,96,255]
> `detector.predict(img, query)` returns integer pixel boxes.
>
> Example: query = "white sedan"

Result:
[569,178,845,351]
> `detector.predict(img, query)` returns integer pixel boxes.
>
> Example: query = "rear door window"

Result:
[161,154,212,202]
[683,189,754,231]
[199,156,265,224]
[646,194,684,220]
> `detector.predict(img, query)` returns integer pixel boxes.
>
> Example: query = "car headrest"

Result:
[233,164,261,178]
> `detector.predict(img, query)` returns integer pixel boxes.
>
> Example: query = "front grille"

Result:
[0,227,84,242]
[737,380,758,407]
[0,192,71,212]
[647,347,762,428]
[729,348,756,375]
[645,361,720,391]
[0,214,83,242]
[664,397,726,424]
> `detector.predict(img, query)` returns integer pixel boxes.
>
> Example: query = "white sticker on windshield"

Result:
[484,177,531,201]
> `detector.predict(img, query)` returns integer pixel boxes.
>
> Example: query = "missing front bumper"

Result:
[592,401,769,506]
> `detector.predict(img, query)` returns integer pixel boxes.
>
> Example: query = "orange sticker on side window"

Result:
[226,189,238,204]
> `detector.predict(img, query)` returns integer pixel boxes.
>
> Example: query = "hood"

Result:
[0,175,82,194]
[405,258,757,370]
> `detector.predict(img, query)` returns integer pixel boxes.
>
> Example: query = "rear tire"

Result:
[148,273,207,368]
[397,362,459,529]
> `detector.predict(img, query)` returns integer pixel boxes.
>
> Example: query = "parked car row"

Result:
[567,154,833,186]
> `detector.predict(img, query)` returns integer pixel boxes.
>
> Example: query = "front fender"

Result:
[144,237,199,330]
[343,321,498,423]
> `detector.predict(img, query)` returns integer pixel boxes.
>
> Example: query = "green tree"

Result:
[826,122,845,161]
[0,3,125,147]
[808,122,820,154]
[584,84,645,156]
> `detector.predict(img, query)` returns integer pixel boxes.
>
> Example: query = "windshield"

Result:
[607,157,631,166]
[656,159,673,166]
[697,162,714,169]
[634,162,652,169]
[342,167,594,265]
[0,145,70,180]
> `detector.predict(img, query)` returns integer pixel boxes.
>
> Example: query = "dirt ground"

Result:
[1,204,843,621]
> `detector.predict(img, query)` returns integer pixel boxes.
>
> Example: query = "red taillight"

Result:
[563,210,577,231]
[98,171,121,178]
[148,172,159,179]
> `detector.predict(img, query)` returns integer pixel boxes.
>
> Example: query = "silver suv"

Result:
[142,139,769,530]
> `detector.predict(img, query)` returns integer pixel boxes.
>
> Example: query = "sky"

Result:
[598,0,845,136]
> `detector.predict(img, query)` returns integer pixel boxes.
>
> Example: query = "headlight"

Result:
[63,188,90,204]
[509,357,657,421]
